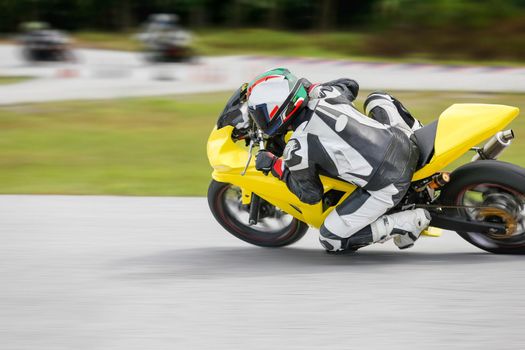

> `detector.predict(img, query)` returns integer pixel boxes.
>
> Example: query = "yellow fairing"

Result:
[413,103,519,180]
[208,103,519,229]
[207,125,356,228]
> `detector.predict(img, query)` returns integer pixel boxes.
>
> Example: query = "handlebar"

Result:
[256,129,265,151]
[240,128,266,176]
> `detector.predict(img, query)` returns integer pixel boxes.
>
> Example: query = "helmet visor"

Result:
[248,103,279,135]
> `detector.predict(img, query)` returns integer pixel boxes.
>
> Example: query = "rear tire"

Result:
[207,180,309,247]
[439,160,525,254]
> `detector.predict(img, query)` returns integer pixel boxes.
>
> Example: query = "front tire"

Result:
[207,180,309,247]
[439,160,525,254]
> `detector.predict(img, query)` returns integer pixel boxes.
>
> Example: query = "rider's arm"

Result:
[282,137,323,204]
[282,165,324,205]
[256,138,323,205]
[309,78,359,103]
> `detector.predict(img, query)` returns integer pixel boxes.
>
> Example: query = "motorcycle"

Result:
[207,102,525,254]
[18,22,74,62]
[137,14,195,63]
[139,31,195,63]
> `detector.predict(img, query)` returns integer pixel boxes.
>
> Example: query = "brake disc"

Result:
[476,207,517,238]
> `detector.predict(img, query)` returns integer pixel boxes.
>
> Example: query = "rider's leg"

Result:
[364,92,423,134]
[319,186,392,252]
[319,102,429,252]
[319,191,430,252]
[319,181,430,252]
[319,173,431,253]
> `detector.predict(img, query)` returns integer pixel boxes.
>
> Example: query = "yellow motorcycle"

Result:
[207,103,525,254]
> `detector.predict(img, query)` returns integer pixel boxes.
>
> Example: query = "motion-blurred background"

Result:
[0,0,524,196]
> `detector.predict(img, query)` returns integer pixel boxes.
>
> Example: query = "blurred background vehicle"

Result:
[137,13,194,62]
[17,21,73,62]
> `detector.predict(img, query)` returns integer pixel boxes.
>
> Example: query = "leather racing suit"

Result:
[224,79,424,251]
[281,83,422,251]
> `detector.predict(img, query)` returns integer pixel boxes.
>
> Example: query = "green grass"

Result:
[0,91,524,196]
[73,29,366,58]
[193,29,366,59]
[0,93,228,196]
[71,29,525,66]
[0,76,32,85]
[74,31,141,51]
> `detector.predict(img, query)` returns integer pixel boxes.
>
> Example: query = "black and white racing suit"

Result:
[278,83,422,251]
[223,79,424,251]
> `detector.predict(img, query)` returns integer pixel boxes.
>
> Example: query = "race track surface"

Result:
[1,195,524,349]
[2,44,525,105]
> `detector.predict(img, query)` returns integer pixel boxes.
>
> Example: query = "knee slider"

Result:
[319,225,345,251]
[319,238,335,251]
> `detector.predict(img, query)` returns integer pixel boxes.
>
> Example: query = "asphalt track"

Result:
[2,44,525,105]
[1,195,524,349]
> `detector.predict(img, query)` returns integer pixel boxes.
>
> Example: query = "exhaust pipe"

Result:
[472,129,514,161]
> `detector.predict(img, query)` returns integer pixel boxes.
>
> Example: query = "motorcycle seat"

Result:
[413,120,438,169]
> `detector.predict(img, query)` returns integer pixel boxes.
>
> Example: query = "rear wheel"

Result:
[440,160,525,254]
[207,180,309,247]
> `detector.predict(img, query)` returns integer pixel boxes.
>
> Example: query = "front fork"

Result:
[249,193,261,225]
[241,128,266,225]
[240,188,261,225]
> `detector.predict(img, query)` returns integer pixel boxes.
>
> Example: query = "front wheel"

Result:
[207,180,309,247]
[439,160,525,254]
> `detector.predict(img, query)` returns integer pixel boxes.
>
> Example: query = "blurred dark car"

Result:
[19,22,74,62]
[137,14,194,63]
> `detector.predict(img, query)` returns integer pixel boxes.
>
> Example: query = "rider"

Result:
[228,68,431,253]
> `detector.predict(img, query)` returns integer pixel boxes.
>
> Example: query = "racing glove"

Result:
[255,151,285,179]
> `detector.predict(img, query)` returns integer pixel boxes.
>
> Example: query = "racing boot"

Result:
[371,208,431,249]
